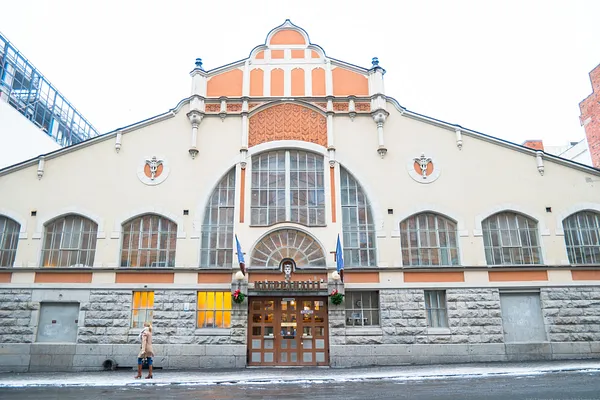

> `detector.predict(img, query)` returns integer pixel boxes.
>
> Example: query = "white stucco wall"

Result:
[1,98,600,271]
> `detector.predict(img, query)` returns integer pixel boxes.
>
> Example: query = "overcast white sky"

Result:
[1,0,599,146]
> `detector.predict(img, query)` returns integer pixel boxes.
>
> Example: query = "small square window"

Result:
[424,290,448,328]
[344,291,379,327]
[131,291,154,328]
[197,291,232,328]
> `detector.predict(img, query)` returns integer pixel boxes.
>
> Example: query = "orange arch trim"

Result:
[270,29,306,45]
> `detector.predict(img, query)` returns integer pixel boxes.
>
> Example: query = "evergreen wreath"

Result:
[232,289,245,304]
[329,289,344,305]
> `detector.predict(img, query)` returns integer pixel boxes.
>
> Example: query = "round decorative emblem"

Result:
[137,155,170,185]
[407,153,441,184]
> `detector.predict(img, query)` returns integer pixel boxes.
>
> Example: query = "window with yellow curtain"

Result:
[132,291,154,328]
[197,291,231,328]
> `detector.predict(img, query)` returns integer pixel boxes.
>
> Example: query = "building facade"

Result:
[0,21,600,372]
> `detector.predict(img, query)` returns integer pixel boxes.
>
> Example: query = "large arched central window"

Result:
[251,150,325,226]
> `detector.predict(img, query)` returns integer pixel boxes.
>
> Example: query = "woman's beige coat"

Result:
[138,330,154,358]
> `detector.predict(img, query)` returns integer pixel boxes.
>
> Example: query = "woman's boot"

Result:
[145,365,153,379]
[134,364,142,379]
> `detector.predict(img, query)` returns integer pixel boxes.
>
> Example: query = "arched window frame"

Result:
[562,210,600,265]
[400,212,460,266]
[120,214,177,268]
[250,228,326,269]
[340,167,377,267]
[250,150,326,227]
[0,216,21,267]
[482,211,542,265]
[199,168,236,268]
[41,214,98,267]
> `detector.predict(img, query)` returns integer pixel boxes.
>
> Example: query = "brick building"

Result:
[580,63,600,169]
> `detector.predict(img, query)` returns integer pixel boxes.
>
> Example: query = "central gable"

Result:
[201,20,371,99]
[248,103,327,147]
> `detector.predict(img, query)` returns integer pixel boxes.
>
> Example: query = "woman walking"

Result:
[135,322,155,379]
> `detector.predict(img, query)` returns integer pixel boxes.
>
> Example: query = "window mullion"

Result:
[285,150,291,221]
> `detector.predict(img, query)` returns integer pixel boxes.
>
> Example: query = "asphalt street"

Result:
[1,369,599,400]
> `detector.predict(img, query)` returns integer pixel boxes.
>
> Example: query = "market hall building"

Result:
[0,21,599,372]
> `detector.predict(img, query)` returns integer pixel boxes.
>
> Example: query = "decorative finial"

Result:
[372,57,379,67]
[195,58,204,70]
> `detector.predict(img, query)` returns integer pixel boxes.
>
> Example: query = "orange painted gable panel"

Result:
[332,68,369,96]
[291,68,305,96]
[312,68,326,96]
[250,68,264,96]
[311,50,320,58]
[292,49,305,59]
[207,69,243,97]
[271,49,284,59]
[271,69,284,96]
[255,51,265,59]
[270,30,306,45]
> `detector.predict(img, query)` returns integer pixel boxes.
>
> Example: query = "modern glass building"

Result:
[0,32,99,147]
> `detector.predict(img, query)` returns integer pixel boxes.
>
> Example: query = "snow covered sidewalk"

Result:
[0,360,599,388]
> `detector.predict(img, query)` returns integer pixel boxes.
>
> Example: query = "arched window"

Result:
[340,167,376,267]
[250,229,326,268]
[400,213,459,266]
[200,169,236,268]
[251,150,325,226]
[482,212,541,265]
[120,214,177,267]
[563,211,600,265]
[41,215,98,267]
[0,216,20,267]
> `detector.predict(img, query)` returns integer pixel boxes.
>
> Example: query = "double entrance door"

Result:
[248,296,329,366]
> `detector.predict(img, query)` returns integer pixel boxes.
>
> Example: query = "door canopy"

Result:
[251,229,326,268]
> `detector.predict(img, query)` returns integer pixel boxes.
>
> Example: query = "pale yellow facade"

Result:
[0,20,599,371]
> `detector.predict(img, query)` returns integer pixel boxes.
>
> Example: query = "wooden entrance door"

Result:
[248,296,329,366]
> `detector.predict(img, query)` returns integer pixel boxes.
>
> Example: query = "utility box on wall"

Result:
[36,302,80,343]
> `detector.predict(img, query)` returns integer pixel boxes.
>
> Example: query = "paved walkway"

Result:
[1,360,599,387]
